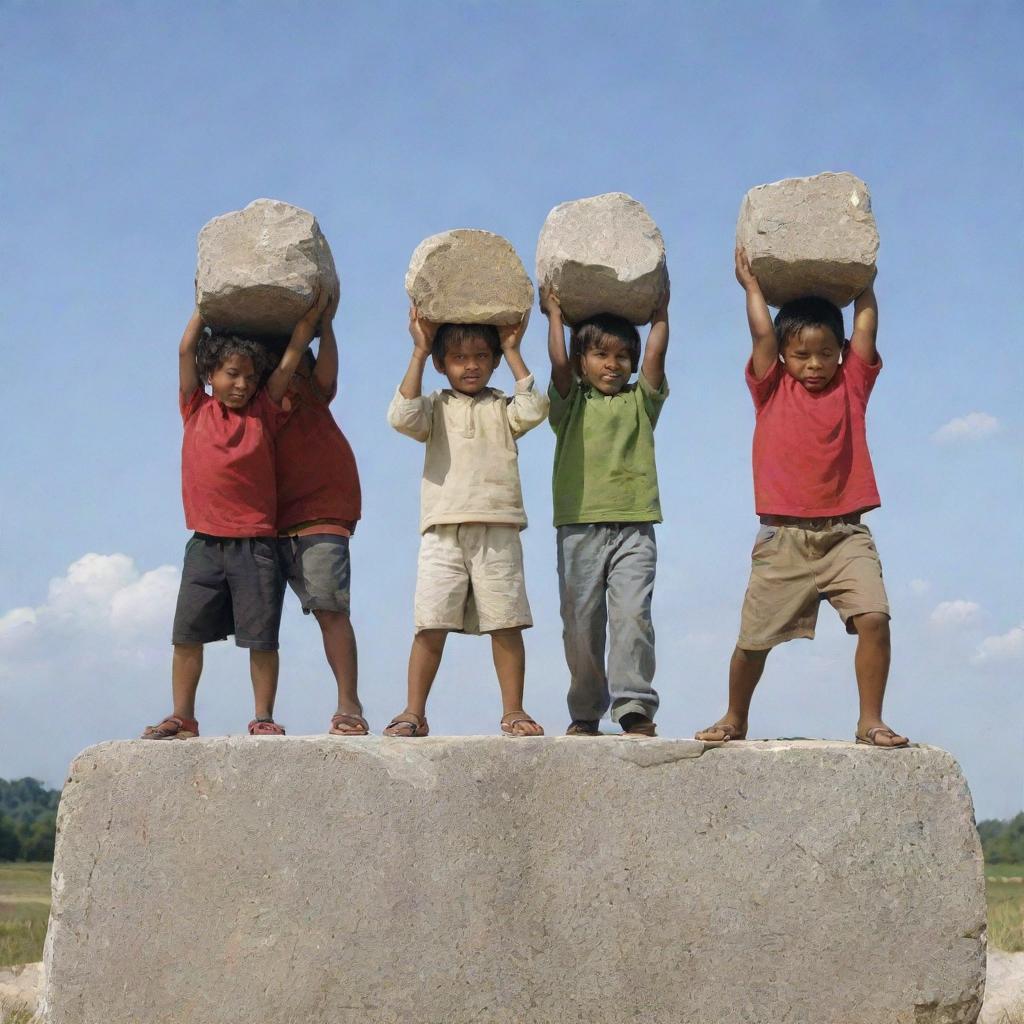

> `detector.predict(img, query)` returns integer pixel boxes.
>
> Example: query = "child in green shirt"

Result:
[541,284,671,737]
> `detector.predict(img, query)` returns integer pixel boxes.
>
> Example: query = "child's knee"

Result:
[852,612,889,639]
[734,645,769,663]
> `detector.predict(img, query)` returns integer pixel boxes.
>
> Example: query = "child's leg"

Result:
[404,629,447,717]
[491,627,542,735]
[313,609,361,716]
[851,612,906,745]
[557,526,612,724]
[696,646,768,740]
[250,650,279,721]
[605,524,658,725]
[171,643,203,719]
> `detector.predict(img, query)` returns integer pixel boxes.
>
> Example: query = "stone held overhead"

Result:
[405,229,534,326]
[196,198,339,339]
[736,171,879,308]
[536,192,668,325]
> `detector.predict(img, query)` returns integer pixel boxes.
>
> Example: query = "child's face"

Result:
[579,333,633,395]
[780,326,842,392]
[209,353,259,408]
[434,337,499,396]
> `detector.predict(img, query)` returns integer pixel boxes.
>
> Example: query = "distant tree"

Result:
[978,813,1024,864]
[0,814,20,861]
[20,814,56,861]
[0,778,61,861]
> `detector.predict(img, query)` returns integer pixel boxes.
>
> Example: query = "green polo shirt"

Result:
[548,372,669,527]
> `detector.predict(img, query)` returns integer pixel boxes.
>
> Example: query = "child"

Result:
[696,246,908,748]
[142,288,328,740]
[541,283,670,737]
[384,307,548,737]
[268,291,366,735]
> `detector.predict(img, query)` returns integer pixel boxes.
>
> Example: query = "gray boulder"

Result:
[536,192,667,325]
[736,172,879,308]
[196,199,339,338]
[405,229,533,326]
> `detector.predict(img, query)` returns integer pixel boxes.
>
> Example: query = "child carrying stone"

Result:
[540,284,670,737]
[696,247,908,748]
[384,307,548,737]
[264,291,367,736]
[142,289,328,740]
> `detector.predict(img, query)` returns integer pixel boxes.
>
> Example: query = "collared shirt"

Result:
[387,375,548,534]
[747,347,881,517]
[548,373,669,527]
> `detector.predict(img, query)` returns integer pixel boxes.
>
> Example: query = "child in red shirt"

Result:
[142,290,328,740]
[268,292,366,735]
[697,247,908,749]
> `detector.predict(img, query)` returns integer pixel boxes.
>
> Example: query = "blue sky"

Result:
[1,2,1020,819]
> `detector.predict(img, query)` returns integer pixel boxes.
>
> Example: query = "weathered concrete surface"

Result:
[196,198,339,338]
[536,192,668,324]
[736,172,879,308]
[405,229,533,325]
[0,960,42,1015]
[43,738,985,1024]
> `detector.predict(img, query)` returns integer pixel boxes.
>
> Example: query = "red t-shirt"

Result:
[180,388,289,537]
[275,380,362,533]
[747,347,882,517]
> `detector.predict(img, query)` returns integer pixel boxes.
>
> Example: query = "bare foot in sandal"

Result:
[383,712,428,737]
[695,717,747,742]
[500,710,544,737]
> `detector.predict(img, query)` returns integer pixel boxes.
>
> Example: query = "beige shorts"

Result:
[414,523,532,635]
[738,520,889,650]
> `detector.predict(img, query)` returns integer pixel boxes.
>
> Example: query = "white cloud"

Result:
[909,579,930,596]
[974,622,1024,662]
[932,412,999,443]
[929,600,981,628]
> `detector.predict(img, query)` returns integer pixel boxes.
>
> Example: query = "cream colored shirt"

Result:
[388,375,549,533]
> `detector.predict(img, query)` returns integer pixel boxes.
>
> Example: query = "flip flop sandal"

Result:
[501,712,544,737]
[565,720,600,736]
[248,719,286,736]
[856,726,909,748]
[695,722,746,742]
[141,715,199,740]
[329,713,369,736]
[383,713,428,737]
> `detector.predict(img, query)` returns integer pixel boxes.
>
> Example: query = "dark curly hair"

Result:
[196,331,271,384]
[431,323,501,364]
[569,314,641,374]
[774,298,846,352]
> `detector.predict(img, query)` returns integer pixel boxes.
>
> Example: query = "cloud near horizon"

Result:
[974,622,1024,663]
[929,600,981,629]
[931,412,1000,443]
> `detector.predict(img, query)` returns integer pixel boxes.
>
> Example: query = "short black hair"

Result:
[196,331,270,383]
[432,323,501,363]
[255,337,315,386]
[774,297,845,351]
[569,314,641,374]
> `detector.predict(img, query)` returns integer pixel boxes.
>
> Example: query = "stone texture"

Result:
[536,192,667,325]
[0,961,42,1015]
[196,198,339,339]
[43,738,985,1024]
[404,229,533,325]
[979,951,1024,1023]
[736,172,879,308]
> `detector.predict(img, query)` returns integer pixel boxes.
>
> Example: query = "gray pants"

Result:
[556,523,659,723]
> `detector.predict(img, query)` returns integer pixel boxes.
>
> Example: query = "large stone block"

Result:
[736,172,879,308]
[196,198,339,338]
[536,192,668,325]
[405,229,533,326]
[43,738,985,1024]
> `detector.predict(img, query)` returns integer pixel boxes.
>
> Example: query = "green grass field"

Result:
[988,865,1024,953]
[0,864,50,969]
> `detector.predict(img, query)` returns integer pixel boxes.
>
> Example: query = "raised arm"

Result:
[179,308,204,398]
[399,306,438,399]
[735,245,778,378]
[849,277,879,366]
[312,289,340,398]
[540,286,572,398]
[266,287,330,404]
[497,310,532,382]
[641,280,670,389]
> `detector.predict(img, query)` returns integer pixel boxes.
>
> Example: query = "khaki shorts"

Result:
[414,523,532,635]
[738,520,889,650]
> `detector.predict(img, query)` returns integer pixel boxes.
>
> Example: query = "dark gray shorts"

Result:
[280,534,351,615]
[171,534,285,651]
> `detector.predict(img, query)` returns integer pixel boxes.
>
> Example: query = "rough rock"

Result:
[980,950,1024,1023]
[43,738,985,1024]
[0,961,43,1015]
[536,192,668,325]
[736,172,879,308]
[404,229,533,325]
[196,198,339,338]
